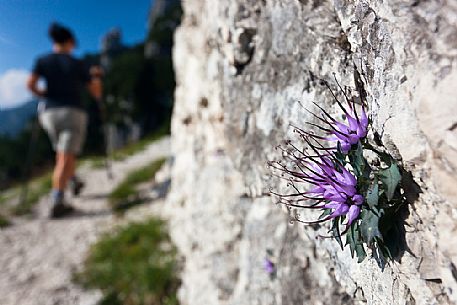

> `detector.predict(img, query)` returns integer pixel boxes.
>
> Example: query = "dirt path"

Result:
[0,137,170,305]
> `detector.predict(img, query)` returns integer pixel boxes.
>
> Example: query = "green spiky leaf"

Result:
[332,217,344,250]
[366,177,379,209]
[360,208,383,245]
[346,222,366,263]
[350,142,365,177]
[379,163,401,201]
[372,239,387,270]
[346,224,356,257]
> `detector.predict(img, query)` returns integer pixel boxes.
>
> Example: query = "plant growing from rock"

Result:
[268,75,409,268]
[263,249,277,279]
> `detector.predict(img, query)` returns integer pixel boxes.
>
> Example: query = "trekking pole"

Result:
[19,102,41,206]
[90,65,113,180]
[97,100,114,180]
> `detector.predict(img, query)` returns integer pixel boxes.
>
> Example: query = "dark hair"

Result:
[48,22,75,44]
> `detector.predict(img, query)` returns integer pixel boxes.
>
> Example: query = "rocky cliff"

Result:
[166,1,457,304]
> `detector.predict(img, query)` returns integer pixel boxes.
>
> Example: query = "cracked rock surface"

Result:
[168,1,457,304]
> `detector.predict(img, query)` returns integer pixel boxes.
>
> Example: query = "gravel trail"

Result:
[0,137,170,305]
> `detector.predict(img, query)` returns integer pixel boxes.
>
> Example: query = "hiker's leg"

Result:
[41,111,61,191]
[49,109,87,208]
[53,152,65,191]
[61,152,75,189]
[66,108,87,181]
[68,164,85,196]
[51,152,66,204]
[53,152,75,191]
[50,151,76,217]
[65,155,83,196]
[66,155,76,182]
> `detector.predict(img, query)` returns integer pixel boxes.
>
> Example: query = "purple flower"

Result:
[306,159,363,226]
[301,80,369,154]
[268,136,364,230]
[326,108,368,153]
[268,79,369,235]
[263,258,275,274]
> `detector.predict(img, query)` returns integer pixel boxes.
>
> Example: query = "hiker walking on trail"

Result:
[27,23,103,218]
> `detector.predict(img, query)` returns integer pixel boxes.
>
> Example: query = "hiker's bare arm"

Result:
[27,73,46,97]
[88,66,103,101]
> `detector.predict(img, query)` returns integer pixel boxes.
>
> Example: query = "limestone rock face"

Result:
[167,1,457,304]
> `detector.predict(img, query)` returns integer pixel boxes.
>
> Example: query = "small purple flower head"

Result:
[263,258,275,274]
[326,108,368,153]
[300,79,369,154]
[304,160,363,227]
[268,135,364,230]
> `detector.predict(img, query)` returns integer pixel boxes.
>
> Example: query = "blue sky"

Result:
[0,0,154,108]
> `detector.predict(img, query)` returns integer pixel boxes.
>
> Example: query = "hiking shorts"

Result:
[39,108,88,155]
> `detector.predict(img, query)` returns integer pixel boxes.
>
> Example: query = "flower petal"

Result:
[324,201,341,209]
[346,205,361,226]
[330,204,350,218]
[352,194,364,205]
[339,141,351,153]
[341,167,357,186]
[347,113,359,131]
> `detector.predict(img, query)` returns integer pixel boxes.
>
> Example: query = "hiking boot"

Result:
[69,178,85,197]
[50,203,75,218]
[50,196,75,218]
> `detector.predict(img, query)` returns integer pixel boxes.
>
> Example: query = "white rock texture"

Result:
[167,1,457,305]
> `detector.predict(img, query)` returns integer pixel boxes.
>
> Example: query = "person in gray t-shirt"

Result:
[27,22,103,217]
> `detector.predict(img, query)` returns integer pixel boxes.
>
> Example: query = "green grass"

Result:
[10,174,52,216]
[74,218,179,305]
[0,172,52,217]
[0,190,16,206]
[0,214,11,228]
[86,124,170,169]
[109,158,166,212]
